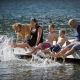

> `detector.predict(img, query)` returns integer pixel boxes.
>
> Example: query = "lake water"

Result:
[0,0,80,80]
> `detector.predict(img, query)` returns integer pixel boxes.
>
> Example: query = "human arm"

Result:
[35,27,43,46]
[65,37,71,46]
[54,33,58,43]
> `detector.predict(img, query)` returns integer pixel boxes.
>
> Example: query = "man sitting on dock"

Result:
[53,19,80,59]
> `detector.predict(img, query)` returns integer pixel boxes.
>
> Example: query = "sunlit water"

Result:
[0,0,80,80]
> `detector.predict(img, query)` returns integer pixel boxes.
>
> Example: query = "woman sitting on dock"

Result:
[9,18,43,49]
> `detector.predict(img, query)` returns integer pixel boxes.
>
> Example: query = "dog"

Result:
[12,23,31,43]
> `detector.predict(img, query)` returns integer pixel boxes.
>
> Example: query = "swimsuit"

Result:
[40,42,52,50]
[68,42,80,50]
[50,44,62,52]
[27,26,43,47]
[40,31,54,50]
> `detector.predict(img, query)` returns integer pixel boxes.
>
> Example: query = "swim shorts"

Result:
[68,42,80,50]
[50,44,62,52]
[41,42,52,50]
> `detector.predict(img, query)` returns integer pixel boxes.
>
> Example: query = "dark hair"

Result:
[30,18,38,23]
[60,29,65,34]
[49,24,55,29]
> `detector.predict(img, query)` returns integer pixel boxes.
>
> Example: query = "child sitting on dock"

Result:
[49,29,70,59]
[27,23,58,55]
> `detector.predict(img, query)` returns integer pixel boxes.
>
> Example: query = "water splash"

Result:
[25,54,62,68]
[0,35,17,61]
[0,35,63,68]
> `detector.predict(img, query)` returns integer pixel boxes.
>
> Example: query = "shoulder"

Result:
[37,25,43,31]
[37,25,43,33]
[37,25,43,29]
[52,32,58,38]
[53,32,57,36]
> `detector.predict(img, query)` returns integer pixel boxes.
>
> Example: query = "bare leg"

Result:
[59,47,76,60]
[26,44,41,55]
[9,41,31,48]
[9,41,16,48]
[50,51,55,60]
[64,47,76,58]
[41,48,50,53]
[50,51,55,57]
[46,47,71,58]
[17,43,31,48]
[56,46,71,57]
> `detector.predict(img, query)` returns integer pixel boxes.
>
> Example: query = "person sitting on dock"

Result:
[52,19,80,59]
[27,23,58,55]
[9,18,43,49]
[49,29,70,59]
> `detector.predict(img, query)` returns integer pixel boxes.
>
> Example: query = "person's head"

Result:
[48,24,55,32]
[68,19,78,29]
[59,29,65,37]
[30,18,38,27]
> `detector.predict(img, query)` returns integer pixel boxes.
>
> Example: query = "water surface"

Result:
[0,0,80,80]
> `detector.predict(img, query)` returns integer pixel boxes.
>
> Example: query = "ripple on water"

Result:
[0,0,80,80]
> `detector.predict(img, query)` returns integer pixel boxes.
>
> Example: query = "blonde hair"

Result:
[49,24,55,29]
[59,29,65,34]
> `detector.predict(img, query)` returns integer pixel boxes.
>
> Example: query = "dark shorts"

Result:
[68,42,80,50]
[50,44,62,52]
[40,42,52,50]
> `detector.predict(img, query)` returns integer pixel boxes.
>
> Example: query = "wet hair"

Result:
[30,18,38,27]
[59,29,65,34]
[30,18,38,23]
[49,24,55,29]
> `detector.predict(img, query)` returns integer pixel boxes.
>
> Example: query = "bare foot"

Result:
[9,41,17,48]
[26,52,32,55]
[50,53,57,57]
[60,55,65,60]
[50,54,56,60]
